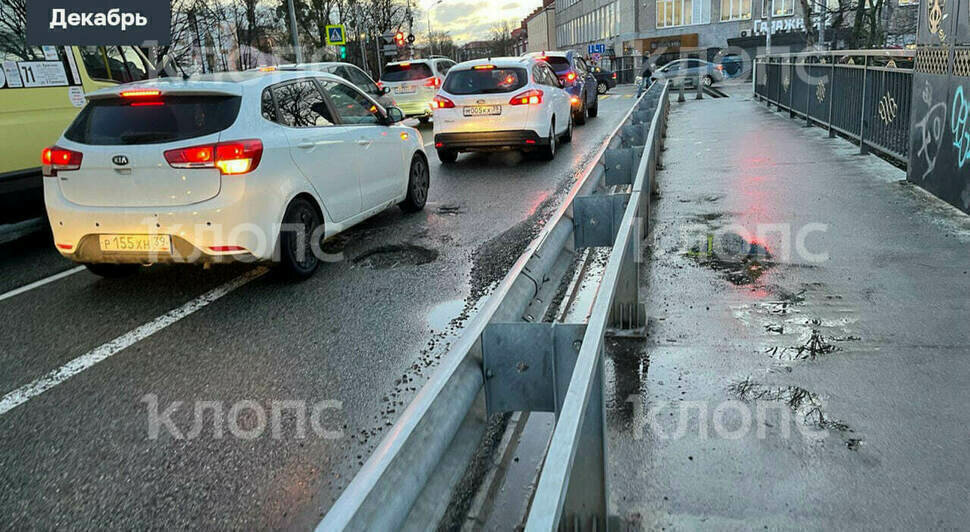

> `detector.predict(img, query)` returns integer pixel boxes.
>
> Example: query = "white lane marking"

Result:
[0,266,86,303]
[0,267,268,416]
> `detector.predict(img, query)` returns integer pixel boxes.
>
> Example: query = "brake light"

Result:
[164,139,263,175]
[433,95,455,109]
[510,89,543,105]
[376,81,383,90]
[564,72,577,82]
[120,89,161,98]
[425,77,441,88]
[41,146,83,177]
[612,72,617,80]
[715,64,724,71]
[473,65,496,70]
[570,96,580,106]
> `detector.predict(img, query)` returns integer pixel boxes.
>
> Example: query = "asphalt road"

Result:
[0,85,639,529]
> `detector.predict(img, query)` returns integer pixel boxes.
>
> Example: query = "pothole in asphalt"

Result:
[353,244,438,269]
[687,231,774,285]
[729,377,860,449]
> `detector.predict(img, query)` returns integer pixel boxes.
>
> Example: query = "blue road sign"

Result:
[588,43,606,55]
[326,24,346,46]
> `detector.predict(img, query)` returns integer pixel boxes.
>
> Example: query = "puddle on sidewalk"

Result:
[729,377,861,449]
[687,231,774,286]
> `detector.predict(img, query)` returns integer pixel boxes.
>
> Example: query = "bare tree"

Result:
[0,0,35,61]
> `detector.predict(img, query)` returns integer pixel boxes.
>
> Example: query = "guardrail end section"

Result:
[482,322,586,418]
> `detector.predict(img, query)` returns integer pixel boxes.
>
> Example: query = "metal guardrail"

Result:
[753,50,914,163]
[318,81,670,531]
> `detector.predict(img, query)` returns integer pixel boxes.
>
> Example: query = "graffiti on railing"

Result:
[927,0,947,42]
[950,85,970,168]
[914,81,947,180]
[878,93,899,125]
[816,79,826,103]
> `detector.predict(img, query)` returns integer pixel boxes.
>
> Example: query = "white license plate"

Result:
[394,86,417,94]
[99,234,172,253]
[463,105,502,117]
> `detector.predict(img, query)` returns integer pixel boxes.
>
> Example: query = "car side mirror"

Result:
[386,106,405,124]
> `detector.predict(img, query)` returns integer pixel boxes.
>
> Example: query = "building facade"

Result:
[526,0,558,52]
[551,0,919,68]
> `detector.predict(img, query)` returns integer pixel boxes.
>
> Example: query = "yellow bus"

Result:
[0,44,154,224]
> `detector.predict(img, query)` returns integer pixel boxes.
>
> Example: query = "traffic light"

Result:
[394,31,405,47]
[339,46,347,59]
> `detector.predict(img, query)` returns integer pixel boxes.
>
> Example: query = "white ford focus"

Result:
[43,71,430,279]
[431,57,573,163]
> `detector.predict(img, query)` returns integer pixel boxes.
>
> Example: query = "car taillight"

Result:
[164,139,263,175]
[424,77,441,88]
[41,146,83,177]
[612,72,617,80]
[433,95,455,109]
[715,64,724,71]
[510,89,543,106]
[560,71,577,84]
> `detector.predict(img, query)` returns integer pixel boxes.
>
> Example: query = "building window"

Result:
[761,0,795,16]
[657,0,710,28]
[720,0,752,21]
[897,0,918,4]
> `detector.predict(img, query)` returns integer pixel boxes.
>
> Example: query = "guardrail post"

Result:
[789,62,795,118]
[859,55,870,154]
[805,59,812,127]
[561,348,608,530]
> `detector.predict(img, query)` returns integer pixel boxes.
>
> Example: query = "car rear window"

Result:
[443,68,528,95]
[542,57,571,73]
[64,95,241,145]
[381,63,434,82]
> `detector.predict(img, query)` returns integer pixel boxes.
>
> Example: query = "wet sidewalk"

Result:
[606,84,970,530]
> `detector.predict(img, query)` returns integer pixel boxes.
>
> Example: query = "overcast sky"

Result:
[413,0,535,43]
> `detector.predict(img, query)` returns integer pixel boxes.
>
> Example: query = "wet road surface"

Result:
[0,87,640,528]
[606,85,970,529]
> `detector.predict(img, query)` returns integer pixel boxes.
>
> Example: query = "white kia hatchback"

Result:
[44,71,430,279]
[431,57,572,163]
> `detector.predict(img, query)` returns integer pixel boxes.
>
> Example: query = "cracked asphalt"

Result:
[0,86,640,529]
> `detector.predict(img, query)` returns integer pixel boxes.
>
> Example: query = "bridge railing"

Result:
[754,50,915,164]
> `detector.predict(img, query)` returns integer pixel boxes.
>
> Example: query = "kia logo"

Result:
[112,155,129,166]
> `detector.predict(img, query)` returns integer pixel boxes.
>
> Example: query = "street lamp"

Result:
[427,0,445,56]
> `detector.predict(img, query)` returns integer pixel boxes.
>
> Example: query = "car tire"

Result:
[561,113,573,143]
[575,98,587,125]
[597,81,608,94]
[539,120,557,161]
[437,149,458,164]
[83,263,140,278]
[277,197,322,281]
[587,97,599,118]
[400,154,430,213]
[703,75,713,87]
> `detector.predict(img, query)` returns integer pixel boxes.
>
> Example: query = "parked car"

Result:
[650,58,725,88]
[274,62,396,109]
[432,57,572,163]
[522,50,598,125]
[43,71,429,279]
[591,66,617,94]
[380,58,456,123]
[0,44,154,225]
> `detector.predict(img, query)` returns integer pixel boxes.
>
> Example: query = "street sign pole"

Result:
[286,0,303,63]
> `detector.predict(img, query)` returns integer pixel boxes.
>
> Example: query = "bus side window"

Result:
[79,46,112,81]
[118,46,149,81]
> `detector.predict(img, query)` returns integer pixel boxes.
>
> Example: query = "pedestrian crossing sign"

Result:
[326,25,346,46]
